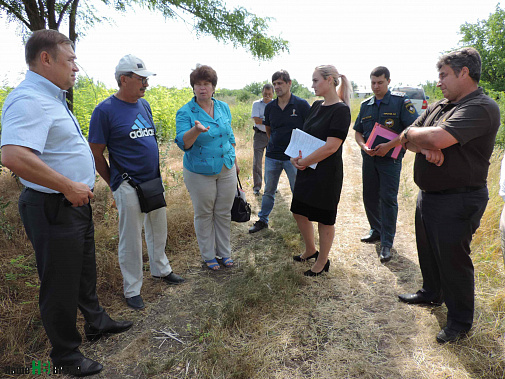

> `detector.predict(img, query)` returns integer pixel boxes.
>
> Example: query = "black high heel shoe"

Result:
[293,251,319,262]
[304,259,330,276]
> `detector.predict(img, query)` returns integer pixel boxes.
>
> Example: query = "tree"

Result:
[422,81,443,102]
[290,79,312,99]
[351,80,358,93]
[244,80,270,96]
[0,0,289,108]
[243,79,313,99]
[459,4,505,91]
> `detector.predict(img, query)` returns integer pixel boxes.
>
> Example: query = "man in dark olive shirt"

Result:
[397,47,500,344]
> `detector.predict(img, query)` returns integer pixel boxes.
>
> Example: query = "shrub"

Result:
[144,86,194,142]
[73,77,115,137]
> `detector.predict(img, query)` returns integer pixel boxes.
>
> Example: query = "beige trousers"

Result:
[183,165,237,261]
[113,181,171,298]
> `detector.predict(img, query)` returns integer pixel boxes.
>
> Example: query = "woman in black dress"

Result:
[290,65,351,276]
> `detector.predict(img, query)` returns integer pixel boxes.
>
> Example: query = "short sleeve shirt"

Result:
[251,98,272,132]
[293,100,351,210]
[413,88,500,191]
[88,95,160,191]
[264,94,311,160]
[1,71,95,193]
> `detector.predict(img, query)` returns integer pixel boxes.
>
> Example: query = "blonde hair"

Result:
[314,65,352,106]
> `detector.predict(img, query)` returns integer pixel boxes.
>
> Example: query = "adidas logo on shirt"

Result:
[129,113,155,139]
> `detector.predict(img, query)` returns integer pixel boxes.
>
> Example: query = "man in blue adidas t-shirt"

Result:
[89,55,184,310]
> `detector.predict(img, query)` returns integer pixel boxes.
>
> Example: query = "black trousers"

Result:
[19,188,111,364]
[415,187,488,331]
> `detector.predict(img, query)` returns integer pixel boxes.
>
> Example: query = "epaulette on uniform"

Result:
[361,95,374,104]
[390,91,406,97]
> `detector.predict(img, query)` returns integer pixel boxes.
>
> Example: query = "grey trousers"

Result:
[500,205,505,266]
[183,165,237,261]
[252,129,268,192]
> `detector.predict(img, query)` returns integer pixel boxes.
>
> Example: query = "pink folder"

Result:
[365,123,403,159]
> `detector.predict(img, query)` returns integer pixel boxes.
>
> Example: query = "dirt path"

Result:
[78,130,503,378]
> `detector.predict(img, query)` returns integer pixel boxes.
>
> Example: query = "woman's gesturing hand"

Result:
[195,120,210,133]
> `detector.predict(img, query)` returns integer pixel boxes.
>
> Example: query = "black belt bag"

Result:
[124,174,166,213]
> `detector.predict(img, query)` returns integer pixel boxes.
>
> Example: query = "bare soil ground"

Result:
[4,128,505,378]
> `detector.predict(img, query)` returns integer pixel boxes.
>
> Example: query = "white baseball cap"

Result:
[115,54,156,77]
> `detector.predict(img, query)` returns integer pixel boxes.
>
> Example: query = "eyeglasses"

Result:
[127,73,149,86]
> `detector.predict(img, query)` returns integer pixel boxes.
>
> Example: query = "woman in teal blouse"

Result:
[175,65,238,270]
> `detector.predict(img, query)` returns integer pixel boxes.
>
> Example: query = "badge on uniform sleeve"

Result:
[385,119,395,128]
[405,101,416,114]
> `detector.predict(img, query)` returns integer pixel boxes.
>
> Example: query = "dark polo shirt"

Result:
[413,87,500,192]
[264,94,310,160]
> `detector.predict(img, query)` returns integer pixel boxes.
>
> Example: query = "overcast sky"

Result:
[0,0,501,91]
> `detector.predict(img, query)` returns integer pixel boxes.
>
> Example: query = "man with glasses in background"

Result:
[251,83,274,195]
[88,54,184,311]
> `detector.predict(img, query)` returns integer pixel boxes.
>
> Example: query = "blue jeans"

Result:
[258,157,297,224]
[362,153,402,248]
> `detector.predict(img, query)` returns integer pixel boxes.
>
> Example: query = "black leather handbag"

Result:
[231,175,251,222]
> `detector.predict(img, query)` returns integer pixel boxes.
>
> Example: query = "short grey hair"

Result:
[262,83,274,92]
[115,71,131,87]
[436,47,481,83]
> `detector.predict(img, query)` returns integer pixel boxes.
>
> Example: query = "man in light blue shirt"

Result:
[1,29,131,376]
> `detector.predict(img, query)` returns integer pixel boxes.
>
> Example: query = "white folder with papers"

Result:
[284,128,326,169]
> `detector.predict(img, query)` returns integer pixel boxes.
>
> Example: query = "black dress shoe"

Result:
[360,230,380,243]
[304,260,330,276]
[249,220,268,233]
[84,319,133,341]
[153,272,185,285]
[436,327,469,344]
[379,246,392,262]
[398,290,443,306]
[293,251,319,262]
[54,357,103,377]
[126,295,145,310]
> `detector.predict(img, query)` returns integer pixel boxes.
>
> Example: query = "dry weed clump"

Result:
[0,172,51,367]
